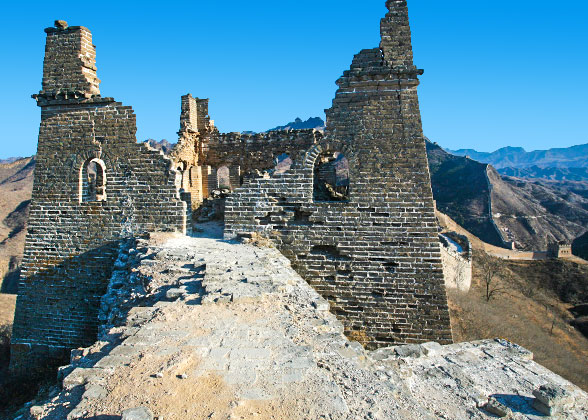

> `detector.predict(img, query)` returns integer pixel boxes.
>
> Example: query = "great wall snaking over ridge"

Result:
[7,1,588,418]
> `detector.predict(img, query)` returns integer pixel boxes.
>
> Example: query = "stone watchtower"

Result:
[10,21,188,372]
[225,0,452,348]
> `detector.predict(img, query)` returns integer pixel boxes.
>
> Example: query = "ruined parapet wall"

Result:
[168,93,319,209]
[203,129,320,174]
[439,234,472,292]
[169,94,212,207]
[226,0,452,348]
[10,22,188,373]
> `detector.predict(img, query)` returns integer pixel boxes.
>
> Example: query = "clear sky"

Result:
[0,0,586,158]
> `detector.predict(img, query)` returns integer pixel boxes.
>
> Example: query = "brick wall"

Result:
[10,22,188,373]
[169,95,319,210]
[225,0,452,348]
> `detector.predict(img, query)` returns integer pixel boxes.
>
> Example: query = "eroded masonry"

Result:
[11,0,452,371]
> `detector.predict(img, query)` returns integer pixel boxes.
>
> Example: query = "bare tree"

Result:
[478,254,508,302]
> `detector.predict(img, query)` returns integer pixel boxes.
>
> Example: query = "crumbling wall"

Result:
[10,22,188,373]
[203,130,319,174]
[169,94,211,209]
[169,96,319,209]
[225,1,452,348]
[439,233,472,292]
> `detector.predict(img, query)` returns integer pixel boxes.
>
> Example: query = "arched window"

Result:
[217,166,230,190]
[274,153,293,174]
[313,151,349,202]
[80,158,107,203]
[176,165,185,191]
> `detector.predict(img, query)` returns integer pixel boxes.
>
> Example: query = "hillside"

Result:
[0,158,34,293]
[426,141,504,247]
[500,166,588,181]
[143,139,174,154]
[427,141,588,251]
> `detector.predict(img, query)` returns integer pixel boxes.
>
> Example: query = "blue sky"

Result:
[0,0,586,158]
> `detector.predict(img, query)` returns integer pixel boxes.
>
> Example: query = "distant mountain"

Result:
[267,117,325,132]
[499,166,588,181]
[449,144,588,170]
[427,140,588,251]
[0,157,24,165]
[144,139,174,155]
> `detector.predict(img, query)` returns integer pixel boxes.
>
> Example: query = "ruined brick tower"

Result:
[10,22,188,371]
[225,0,452,347]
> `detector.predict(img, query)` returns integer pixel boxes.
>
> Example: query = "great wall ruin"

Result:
[7,1,588,418]
[11,0,452,370]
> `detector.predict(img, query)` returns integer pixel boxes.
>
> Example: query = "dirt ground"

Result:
[0,294,16,327]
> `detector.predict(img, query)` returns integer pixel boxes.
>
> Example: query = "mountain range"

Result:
[267,117,325,132]
[427,140,588,252]
[449,144,588,181]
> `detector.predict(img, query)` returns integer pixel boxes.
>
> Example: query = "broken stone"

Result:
[394,344,424,358]
[54,20,68,29]
[532,384,574,416]
[29,405,44,420]
[312,300,330,311]
[122,406,154,420]
[484,397,512,418]
[83,384,108,400]
[166,288,184,300]
[420,342,442,356]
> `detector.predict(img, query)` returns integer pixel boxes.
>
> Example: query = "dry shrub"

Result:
[448,254,588,392]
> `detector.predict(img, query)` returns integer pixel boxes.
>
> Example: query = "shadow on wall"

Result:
[10,241,121,374]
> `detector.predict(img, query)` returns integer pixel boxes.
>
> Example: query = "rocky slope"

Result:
[427,141,588,251]
[17,230,588,420]
[0,158,34,293]
[426,141,504,247]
